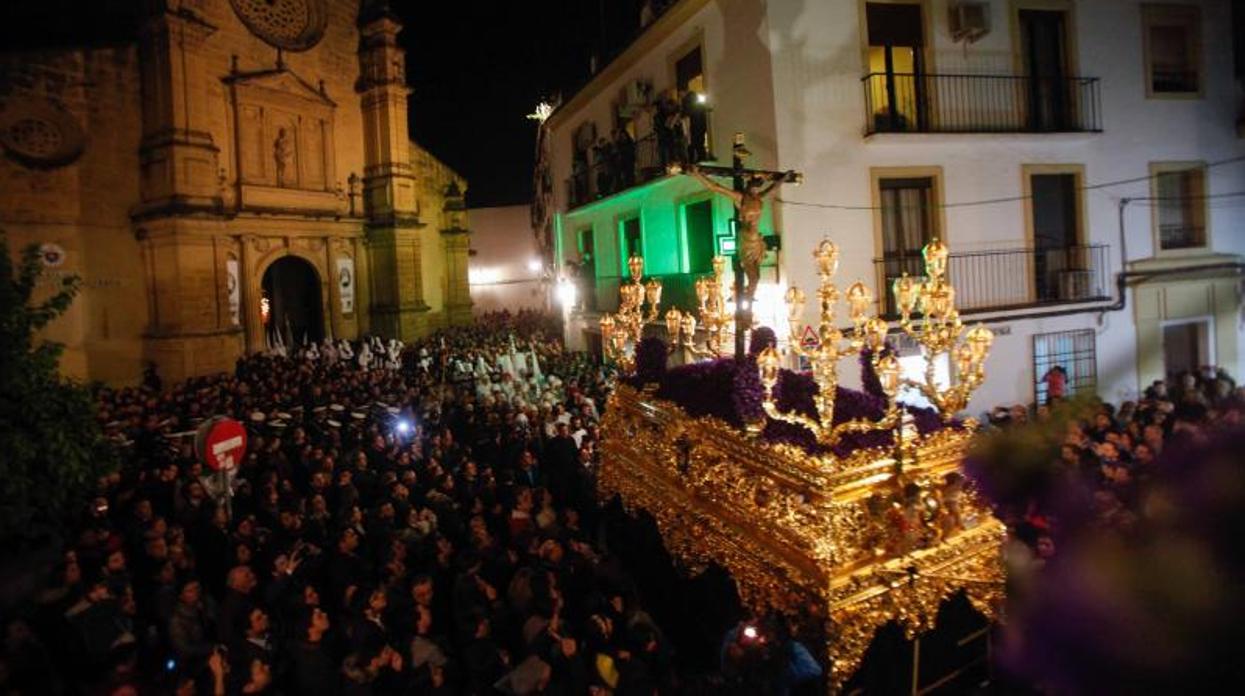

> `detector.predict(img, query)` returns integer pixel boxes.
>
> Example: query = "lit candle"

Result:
[628,255,645,282]
[846,282,873,322]
[815,239,839,277]
[665,308,682,341]
[877,355,902,398]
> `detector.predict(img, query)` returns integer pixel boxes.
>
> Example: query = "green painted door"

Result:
[683,199,715,274]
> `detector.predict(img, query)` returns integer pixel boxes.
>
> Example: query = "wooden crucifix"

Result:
[685,132,801,360]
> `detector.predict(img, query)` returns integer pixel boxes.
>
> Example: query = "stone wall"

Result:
[0,45,145,383]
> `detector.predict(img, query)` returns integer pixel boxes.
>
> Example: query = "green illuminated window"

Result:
[619,215,642,274]
[576,228,596,275]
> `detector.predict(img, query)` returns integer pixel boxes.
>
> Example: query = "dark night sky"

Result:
[400,0,646,207]
[0,0,649,208]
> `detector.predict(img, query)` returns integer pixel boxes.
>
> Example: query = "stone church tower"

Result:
[0,0,472,384]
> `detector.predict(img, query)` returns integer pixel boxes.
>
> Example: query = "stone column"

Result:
[135,3,221,214]
[138,219,244,382]
[440,181,473,326]
[240,235,265,354]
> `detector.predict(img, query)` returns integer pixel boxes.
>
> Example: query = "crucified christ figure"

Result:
[688,164,790,302]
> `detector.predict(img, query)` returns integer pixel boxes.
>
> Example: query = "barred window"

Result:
[1033,329,1097,405]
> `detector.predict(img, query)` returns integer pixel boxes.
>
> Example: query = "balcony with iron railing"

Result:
[863,72,1102,135]
[567,134,664,210]
[873,245,1111,316]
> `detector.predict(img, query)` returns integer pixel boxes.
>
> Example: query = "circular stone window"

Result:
[230,0,329,52]
[0,98,84,168]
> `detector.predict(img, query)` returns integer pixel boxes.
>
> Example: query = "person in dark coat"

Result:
[288,607,336,696]
[217,565,258,645]
[167,578,215,671]
[544,422,579,504]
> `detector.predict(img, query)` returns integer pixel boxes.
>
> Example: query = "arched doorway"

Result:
[261,256,324,348]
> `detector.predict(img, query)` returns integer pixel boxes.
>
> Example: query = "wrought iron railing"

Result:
[1151,68,1199,93]
[862,72,1102,135]
[874,245,1111,315]
[1158,225,1205,250]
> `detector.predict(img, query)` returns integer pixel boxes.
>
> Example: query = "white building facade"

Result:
[539,0,1245,412]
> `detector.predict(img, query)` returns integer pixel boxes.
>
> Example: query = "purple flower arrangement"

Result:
[633,336,669,385]
[859,344,897,400]
[627,334,949,456]
[748,326,777,357]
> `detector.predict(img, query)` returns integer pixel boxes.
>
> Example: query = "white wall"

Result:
[763,0,1244,411]
[468,205,547,312]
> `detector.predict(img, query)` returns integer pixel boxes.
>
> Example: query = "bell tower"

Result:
[357,1,429,340]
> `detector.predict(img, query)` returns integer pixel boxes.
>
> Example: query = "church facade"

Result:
[0,0,472,385]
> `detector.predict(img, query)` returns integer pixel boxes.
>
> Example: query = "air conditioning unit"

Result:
[626,80,652,106]
[618,80,652,119]
[950,2,990,44]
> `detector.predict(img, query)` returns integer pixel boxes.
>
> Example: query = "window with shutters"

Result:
[1150,162,1207,251]
[1142,4,1202,97]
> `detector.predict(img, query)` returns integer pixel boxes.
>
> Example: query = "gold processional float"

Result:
[596,239,1006,691]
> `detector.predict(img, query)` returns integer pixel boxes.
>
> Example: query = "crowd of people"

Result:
[14,302,1238,694]
[984,366,1242,563]
[0,311,725,695]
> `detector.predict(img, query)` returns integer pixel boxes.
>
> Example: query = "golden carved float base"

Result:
[598,384,1006,691]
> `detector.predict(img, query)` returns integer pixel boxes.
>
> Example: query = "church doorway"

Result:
[261,256,324,348]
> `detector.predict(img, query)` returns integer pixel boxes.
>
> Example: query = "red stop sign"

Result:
[195,417,247,472]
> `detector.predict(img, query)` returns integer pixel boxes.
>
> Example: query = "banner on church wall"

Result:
[337,257,355,314]
[226,258,240,326]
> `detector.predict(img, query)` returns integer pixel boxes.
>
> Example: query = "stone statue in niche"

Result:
[273,128,293,186]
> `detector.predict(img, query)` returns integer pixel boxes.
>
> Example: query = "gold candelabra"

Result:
[758,239,903,445]
[599,255,662,371]
[758,238,992,444]
[891,240,993,421]
[663,256,733,360]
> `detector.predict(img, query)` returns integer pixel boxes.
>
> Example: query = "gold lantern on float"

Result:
[664,255,732,360]
[890,240,994,420]
[599,255,663,372]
